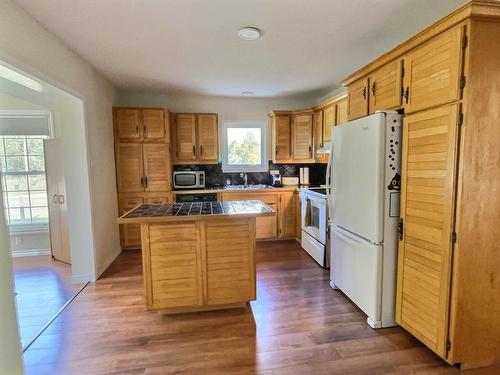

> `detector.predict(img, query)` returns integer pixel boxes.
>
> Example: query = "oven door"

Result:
[301,193,327,245]
[173,172,199,189]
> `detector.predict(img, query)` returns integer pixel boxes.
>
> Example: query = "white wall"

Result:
[0,197,23,374]
[117,91,317,157]
[0,0,120,279]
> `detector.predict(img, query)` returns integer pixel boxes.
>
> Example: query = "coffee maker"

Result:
[269,170,282,187]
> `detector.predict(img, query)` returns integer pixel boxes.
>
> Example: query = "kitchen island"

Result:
[118,200,274,313]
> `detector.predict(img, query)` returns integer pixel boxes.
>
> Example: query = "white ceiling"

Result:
[16,0,465,98]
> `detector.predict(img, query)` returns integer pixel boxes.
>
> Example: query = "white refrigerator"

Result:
[327,111,402,328]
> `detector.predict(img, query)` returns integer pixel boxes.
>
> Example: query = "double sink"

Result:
[224,184,275,190]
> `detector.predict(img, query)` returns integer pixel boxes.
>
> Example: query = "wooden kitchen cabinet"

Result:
[313,110,327,163]
[118,195,143,249]
[114,108,169,142]
[173,113,197,162]
[197,114,218,161]
[115,143,171,193]
[403,26,464,114]
[271,112,292,163]
[347,77,370,120]
[142,143,172,192]
[336,98,348,126]
[279,191,296,238]
[172,113,219,164]
[322,104,336,143]
[369,59,403,113]
[115,142,144,193]
[396,104,459,358]
[292,112,314,161]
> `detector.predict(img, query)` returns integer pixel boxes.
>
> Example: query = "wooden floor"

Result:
[13,255,85,349]
[23,241,500,374]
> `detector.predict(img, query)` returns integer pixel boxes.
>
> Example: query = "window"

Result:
[0,136,48,230]
[222,122,267,172]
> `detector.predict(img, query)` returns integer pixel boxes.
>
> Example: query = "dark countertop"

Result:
[118,200,275,224]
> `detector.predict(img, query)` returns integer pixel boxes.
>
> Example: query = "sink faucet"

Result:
[240,172,248,186]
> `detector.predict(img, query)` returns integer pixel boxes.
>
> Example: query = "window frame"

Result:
[222,121,268,173]
[0,136,49,232]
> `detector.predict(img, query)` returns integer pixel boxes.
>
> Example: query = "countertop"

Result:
[173,185,313,194]
[118,200,275,224]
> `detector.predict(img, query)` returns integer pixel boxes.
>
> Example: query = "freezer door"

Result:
[331,113,386,243]
[330,225,382,325]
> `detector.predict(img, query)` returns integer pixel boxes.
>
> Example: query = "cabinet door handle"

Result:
[143,125,147,135]
[144,177,148,188]
[140,177,144,187]
[200,145,203,156]
[136,125,139,134]
[192,145,196,156]
[403,86,410,104]
[362,87,367,100]
[275,145,279,154]
[309,145,312,157]
[371,82,376,96]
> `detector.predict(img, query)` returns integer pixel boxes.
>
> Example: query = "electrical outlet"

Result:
[15,237,22,245]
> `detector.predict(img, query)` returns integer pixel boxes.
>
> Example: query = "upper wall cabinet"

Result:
[347,77,370,120]
[114,108,169,142]
[322,104,336,143]
[369,59,403,113]
[271,112,292,163]
[336,98,348,126]
[172,113,219,164]
[403,26,464,114]
[292,112,314,162]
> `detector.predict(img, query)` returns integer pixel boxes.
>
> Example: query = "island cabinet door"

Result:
[205,219,256,305]
[145,222,203,309]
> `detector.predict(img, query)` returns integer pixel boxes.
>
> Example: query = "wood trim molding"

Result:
[341,0,500,86]
[313,91,348,110]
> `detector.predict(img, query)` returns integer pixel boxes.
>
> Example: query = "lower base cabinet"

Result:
[143,218,256,310]
[118,192,173,249]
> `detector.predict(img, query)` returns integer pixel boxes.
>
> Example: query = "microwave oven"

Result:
[173,171,205,189]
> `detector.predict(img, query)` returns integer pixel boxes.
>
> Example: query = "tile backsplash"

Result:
[173,161,327,188]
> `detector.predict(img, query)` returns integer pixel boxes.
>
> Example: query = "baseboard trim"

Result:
[71,274,90,284]
[11,248,51,257]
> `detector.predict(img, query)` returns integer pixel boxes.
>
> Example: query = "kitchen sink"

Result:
[224,184,274,190]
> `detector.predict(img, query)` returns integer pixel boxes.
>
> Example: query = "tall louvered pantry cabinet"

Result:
[341,1,500,369]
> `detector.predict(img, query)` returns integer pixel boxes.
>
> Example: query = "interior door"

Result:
[396,104,459,358]
[142,109,165,140]
[348,77,370,120]
[174,114,197,162]
[274,115,291,161]
[44,139,71,264]
[292,114,313,160]
[403,26,464,113]
[115,143,144,192]
[369,59,403,113]
[197,114,218,161]
[142,143,171,192]
[114,108,141,140]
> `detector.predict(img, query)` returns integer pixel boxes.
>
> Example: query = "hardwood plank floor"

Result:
[13,255,85,349]
[23,241,500,374]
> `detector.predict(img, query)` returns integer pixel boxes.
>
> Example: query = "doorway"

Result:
[0,129,86,349]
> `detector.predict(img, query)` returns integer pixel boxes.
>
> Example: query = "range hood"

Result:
[316,141,331,154]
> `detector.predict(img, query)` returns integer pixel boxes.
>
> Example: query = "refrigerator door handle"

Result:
[326,148,334,220]
[334,228,367,246]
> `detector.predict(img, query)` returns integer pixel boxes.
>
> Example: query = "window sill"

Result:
[222,167,269,173]
[8,225,49,235]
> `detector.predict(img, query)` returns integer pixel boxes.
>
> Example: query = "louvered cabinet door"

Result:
[115,109,141,140]
[348,77,369,120]
[404,26,464,113]
[119,196,143,249]
[205,219,256,305]
[369,59,403,113]
[322,104,336,143]
[313,110,326,162]
[142,109,166,141]
[115,143,144,192]
[274,115,291,161]
[292,114,313,161]
[143,143,171,192]
[197,114,218,161]
[279,192,295,238]
[146,222,203,309]
[336,98,348,126]
[396,104,460,359]
[174,114,197,162]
